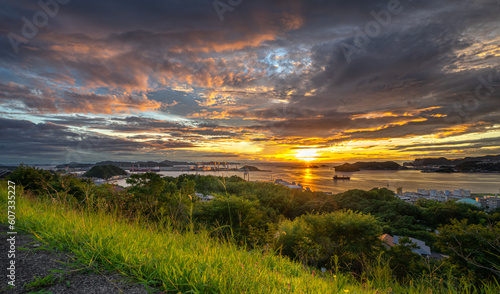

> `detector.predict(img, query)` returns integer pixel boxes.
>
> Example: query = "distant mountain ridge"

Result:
[334,161,405,172]
[404,155,500,173]
[57,160,191,169]
[404,155,500,166]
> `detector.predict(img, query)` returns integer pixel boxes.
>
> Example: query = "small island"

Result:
[239,165,263,171]
[333,163,360,172]
[84,164,128,179]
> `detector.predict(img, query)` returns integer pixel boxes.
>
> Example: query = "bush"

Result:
[275,210,383,271]
[8,164,55,194]
[436,219,500,280]
[194,195,272,246]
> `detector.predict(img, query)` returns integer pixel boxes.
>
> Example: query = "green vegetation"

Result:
[83,164,127,179]
[1,186,363,293]
[2,166,500,293]
[405,155,500,173]
[436,220,500,280]
[24,274,60,290]
[240,165,262,171]
[334,161,404,172]
[333,163,360,172]
[276,211,382,270]
[8,164,92,202]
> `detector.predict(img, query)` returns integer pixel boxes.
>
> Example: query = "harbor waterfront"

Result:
[109,164,500,194]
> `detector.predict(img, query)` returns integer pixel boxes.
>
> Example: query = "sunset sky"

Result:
[1,0,499,164]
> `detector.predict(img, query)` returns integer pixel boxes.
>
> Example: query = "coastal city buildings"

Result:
[397,188,499,210]
[274,179,304,190]
[195,193,215,202]
[477,196,500,210]
[380,234,447,259]
[456,198,481,207]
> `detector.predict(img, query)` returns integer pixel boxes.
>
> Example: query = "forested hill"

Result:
[83,164,127,179]
[405,155,500,167]
[404,155,500,172]
[334,161,404,172]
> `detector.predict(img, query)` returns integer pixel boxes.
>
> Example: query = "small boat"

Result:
[333,174,350,180]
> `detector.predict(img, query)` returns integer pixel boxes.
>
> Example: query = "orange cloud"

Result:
[188,110,231,120]
[58,93,161,114]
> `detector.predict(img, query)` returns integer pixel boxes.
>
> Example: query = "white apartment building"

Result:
[453,189,471,198]
[485,196,500,210]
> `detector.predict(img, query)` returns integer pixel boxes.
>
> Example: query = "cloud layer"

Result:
[1,0,499,163]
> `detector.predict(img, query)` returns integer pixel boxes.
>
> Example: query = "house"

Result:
[429,252,449,260]
[456,198,481,208]
[380,234,394,247]
[453,189,471,198]
[92,178,105,185]
[112,185,126,192]
[274,179,304,190]
[417,189,429,196]
[195,192,215,201]
[477,195,500,210]
[393,236,431,256]
[200,195,215,201]
[380,234,431,256]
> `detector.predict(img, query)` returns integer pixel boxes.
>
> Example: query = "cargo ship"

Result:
[333,174,350,180]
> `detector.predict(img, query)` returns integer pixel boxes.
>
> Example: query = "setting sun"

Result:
[294,149,320,162]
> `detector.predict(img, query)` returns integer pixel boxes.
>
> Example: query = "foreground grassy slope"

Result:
[1,187,498,293]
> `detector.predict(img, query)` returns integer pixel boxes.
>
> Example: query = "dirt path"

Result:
[0,225,157,294]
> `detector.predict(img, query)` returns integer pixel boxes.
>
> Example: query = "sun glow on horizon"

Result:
[294,149,320,162]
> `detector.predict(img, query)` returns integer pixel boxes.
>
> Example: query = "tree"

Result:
[8,164,54,193]
[436,219,500,280]
[385,237,426,280]
[9,165,88,203]
[125,173,195,225]
[274,210,383,271]
[194,195,271,246]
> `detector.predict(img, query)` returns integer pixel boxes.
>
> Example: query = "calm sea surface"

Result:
[111,164,500,194]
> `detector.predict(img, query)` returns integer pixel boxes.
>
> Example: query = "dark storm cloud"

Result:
[45,115,109,127]
[400,144,500,153]
[45,115,241,139]
[0,81,58,112]
[242,103,465,139]
[390,136,500,151]
[267,1,500,136]
[0,117,197,163]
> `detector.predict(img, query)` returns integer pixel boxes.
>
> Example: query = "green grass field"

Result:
[1,185,499,293]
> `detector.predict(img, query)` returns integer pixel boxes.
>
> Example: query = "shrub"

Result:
[275,210,383,272]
